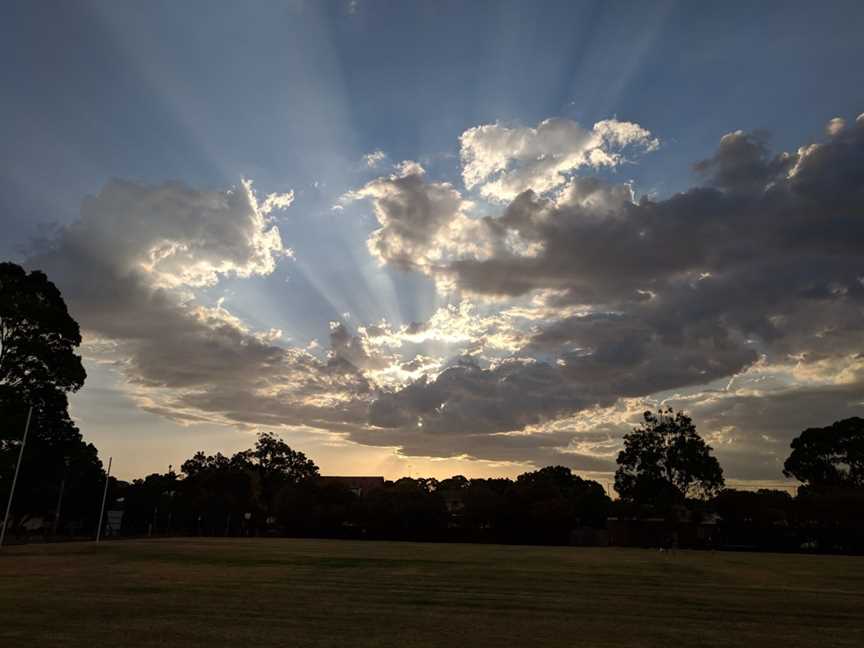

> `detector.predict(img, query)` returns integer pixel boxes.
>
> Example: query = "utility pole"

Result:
[1,406,33,549]
[95,456,112,543]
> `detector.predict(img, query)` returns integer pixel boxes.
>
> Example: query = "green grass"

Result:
[2,538,863,647]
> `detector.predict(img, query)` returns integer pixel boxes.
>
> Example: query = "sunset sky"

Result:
[3,0,863,486]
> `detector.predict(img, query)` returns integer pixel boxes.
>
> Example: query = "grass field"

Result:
[2,538,863,647]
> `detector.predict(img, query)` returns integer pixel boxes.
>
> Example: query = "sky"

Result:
[2,0,864,487]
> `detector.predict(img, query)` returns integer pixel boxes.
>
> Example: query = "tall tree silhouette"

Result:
[178,433,319,534]
[615,408,724,509]
[783,417,864,490]
[0,262,86,407]
[0,262,98,533]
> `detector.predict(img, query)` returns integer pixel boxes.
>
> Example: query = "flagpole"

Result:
[96,456,112,543]
[0,406,33,549]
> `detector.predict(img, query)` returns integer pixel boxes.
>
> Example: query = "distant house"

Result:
[319,476,385,497]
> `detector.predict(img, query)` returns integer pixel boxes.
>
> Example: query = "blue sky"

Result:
[3,1,864,482]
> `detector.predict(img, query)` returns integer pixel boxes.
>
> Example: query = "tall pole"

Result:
[52,457,70,537]
[95,456,112,543]
[0,406,33,549]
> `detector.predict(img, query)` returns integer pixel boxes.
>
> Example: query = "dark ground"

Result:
[2,538,863,647]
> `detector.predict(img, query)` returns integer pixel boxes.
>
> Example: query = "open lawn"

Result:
[1,538,863,647]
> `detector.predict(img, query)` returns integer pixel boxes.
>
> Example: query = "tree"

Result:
[712,488,793,527]
[783,417,864,490]
[0,262,86,407]
[514,466,610,542]
[460,478,514,538]
[614,408,724,508]
[243,432,320,485]
[361,478,447,540]
[177,433,319,535]
[238,432,319,516]
[0,262,97,535]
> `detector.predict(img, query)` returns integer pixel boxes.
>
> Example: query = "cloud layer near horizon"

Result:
[27,112,864,481]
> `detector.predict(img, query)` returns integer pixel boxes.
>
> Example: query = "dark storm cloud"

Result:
[358,114,864,472]
[441,116,864,306]
[414,113,864,360]
[368,359,593,434]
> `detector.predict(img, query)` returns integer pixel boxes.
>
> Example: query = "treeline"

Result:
[111,436,610,545]
[4,411,864,551]
[100,420,863,552]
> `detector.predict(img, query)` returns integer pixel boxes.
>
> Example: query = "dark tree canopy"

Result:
[0,262,86,408]
[783,417,864,490]
[178,432,319,529]
[0,263,98,534]
[514,466,610,538]
[615,408,724,508]
[239,431,320,486]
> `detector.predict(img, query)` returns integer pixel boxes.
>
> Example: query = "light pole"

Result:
[52,456,71,537]
[166,490,176,535]
[1,406,33,549]
[96,456,112,543]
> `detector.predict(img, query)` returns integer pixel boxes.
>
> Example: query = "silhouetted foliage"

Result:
[361,477,448,540]
[458,478,515,536]
[615,408,724,510]
[712,489,794,527]
[0,262,101,537]
[511,466,610,543]
[0,262,86,407]
[169,432,319,535]
[783,417,864,490]
[114,452,613,545]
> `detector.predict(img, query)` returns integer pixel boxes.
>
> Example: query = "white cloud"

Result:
[459,117,658,202]
[65,179,289,290]
[342,161,489,274]
[827,117,845,136]
[260,189,295,213]
[362,149,387,168]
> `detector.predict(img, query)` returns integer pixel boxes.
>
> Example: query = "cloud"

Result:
[29,179,370,436]
[362,149,387,168]
[664,355,864,481]
[342,162,488,273]
[261,189,295,213]
[459,117,659,202]
[443,117,864,334]
[347,113,864,474]
[827,117,846,136]
[26,111,864,482]
[58,179,289,290]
